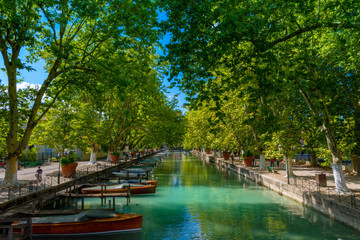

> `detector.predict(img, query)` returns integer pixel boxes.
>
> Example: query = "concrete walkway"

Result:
[224,158,360,193]
[0,159,113,182]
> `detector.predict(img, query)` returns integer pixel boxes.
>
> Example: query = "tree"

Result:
[0,0,159,184]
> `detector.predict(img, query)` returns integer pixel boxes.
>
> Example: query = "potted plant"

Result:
[60,152,78,178]
[241,150,254,167]
[222,149,231,160]
[110,151,120,163]
[205,149,211,154]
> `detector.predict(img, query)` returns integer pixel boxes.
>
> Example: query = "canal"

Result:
[42,152,359,240]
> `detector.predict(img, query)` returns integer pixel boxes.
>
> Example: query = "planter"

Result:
[17,165,21,170]
[242,156,254,167]
[205,149,211,154]
[131,152,137,158]
[140,151,145,155]
[110,155,120,163]
[222,152,231,160]
[61,162,78,178]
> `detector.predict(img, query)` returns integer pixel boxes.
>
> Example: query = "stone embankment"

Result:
[192,151,360,231]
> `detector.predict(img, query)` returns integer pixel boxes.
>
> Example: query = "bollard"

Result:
[109,200,111,209]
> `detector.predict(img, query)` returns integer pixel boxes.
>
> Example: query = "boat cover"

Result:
[32,210,117,224]
[83,183,145,191]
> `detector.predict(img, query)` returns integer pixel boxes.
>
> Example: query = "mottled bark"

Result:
[310,150,318,167]
[88,143,99,165]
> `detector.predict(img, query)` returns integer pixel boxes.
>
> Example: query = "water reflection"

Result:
[43,152,359,240]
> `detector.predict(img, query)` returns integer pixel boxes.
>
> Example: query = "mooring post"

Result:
[113,196,115,210]
[108,200,111,209]
[101,185,104,206]
[75,197,78,213]
[82,197,84,210]
[126,185,131,206]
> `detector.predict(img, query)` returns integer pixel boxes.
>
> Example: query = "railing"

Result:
[0,162,113,205]
[289,176,359,209]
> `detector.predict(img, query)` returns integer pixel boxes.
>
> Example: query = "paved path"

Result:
[0,159,112,182]
[217,157,360,192]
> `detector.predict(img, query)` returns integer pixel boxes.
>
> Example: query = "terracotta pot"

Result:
[131,152,136,158]
[17,165,21,170]
[110,155,119,163]
[222,152,231,160]
[243,156,254,167]
[61,162,78,178]
[205,149,211,154]
[141,151,145,155]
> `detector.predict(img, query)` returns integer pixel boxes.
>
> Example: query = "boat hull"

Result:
[20,213,142,236]
[81,184,156,194]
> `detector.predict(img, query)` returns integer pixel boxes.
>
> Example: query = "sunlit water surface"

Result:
[39,152,359,240]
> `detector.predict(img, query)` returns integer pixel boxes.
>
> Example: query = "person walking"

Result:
[270,158,275,167]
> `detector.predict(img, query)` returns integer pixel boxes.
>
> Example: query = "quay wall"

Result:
[192,151,360,231]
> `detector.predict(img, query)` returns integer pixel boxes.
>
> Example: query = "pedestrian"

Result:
[270,158,274,167]
[35,166,43,182]
[276,159,280,167]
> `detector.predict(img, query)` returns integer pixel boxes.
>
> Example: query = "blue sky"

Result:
[0,10,187,114]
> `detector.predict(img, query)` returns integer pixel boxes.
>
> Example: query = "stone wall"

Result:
[192,151,360,231]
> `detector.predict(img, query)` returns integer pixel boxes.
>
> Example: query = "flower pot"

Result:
[222,152,231,160]
[205,149,211,154]
[61,162,78,178]
[110,155,119,163]
[17,165,21,170]
[131,152,136,158]
[141,151,145,155]
[243,156,254,167]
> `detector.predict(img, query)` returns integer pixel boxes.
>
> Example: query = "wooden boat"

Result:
[121,179,158,187]
[123,167,150,173]
[112,171,148,179]
[13,210,142,236]
[81,183,156,194]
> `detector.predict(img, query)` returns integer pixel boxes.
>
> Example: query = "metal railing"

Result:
[289,176,359,209]
[0,162,114,205]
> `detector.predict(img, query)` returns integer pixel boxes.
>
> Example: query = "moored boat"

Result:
[113,171,148,179]
[120,179,158,187]
[81,183,156,194]
[13,210,142,236]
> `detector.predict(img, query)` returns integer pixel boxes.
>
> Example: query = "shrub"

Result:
[242,150,253,157]
[60,152,78,166]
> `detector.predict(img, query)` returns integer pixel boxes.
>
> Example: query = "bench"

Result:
[268,166,278,173]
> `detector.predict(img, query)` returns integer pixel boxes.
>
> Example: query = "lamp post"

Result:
[278,144,289,184]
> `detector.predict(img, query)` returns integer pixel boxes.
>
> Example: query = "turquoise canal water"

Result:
[42,152,359,240]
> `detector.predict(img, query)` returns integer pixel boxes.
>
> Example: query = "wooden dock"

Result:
[59,184,132,210]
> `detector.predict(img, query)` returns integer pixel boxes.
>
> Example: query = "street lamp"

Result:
[278,144,289,184]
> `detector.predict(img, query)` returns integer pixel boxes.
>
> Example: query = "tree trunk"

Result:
[351,153,360,176]
[323,123,350,193]
[106,151,111,162]
[3,156,20,185]
[310,150,318,167]
[259,154,266,170]
[284,155,294,177]
[88,143,99,165]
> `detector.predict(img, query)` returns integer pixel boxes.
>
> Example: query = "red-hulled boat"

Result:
[13,210,142,236]
[81,183,156,194]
